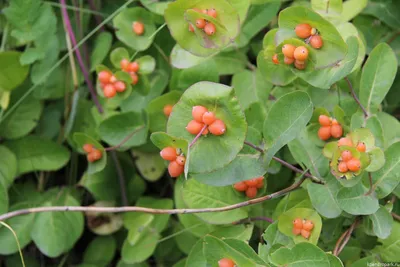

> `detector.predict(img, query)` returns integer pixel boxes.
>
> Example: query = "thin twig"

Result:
[365,173,374,196]
[88,0,105,31]
[0,176,306,222]
[246,61,257,71]
[345,77,368,118]
[244,141,264,153]
[232,216,274,225]
[110,151,128,206]
[105,126,145,151]
[333,217,361,256]
[392,212,400,222]
[189,124,208,148]
[60,0,103,114]
[387,31,400,45]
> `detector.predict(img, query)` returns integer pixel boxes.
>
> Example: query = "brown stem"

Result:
[189,124,208,148]
[392,212,400,222]
[333,217,361,256]
[110,151,128,206]
[244,141,264,153]
[0,176,306,222]
[232,216,274,225]
[365,172,374,196]
[88,0,104,32]
[105,126,145,151]
[345,77,368,118]
[387,31,400,45]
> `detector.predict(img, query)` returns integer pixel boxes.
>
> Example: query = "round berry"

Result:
[186,120,204,135]
[282,44,296,58]
[341,150,352,162]
[256,179,264,189]
[295,23,312,39]
[168,161,184,178]
[338,137,353,147]
[331,124,343,138]
[128,62,140,73]
[347,158,361,172]
[87,153,96,162]
[204,23,216,36]
[356,142,366,152]
[209,120,226,136]
[310,35,323,49]
[284,56,295,65]
[109,75,117,83]
[92,149,102,161]
[98,71,112,84]
[245,187,257,198]
[202,127,209,135]
[195,18,206,29]
[318,115,331,126]
[338,161,348,173]
[83,144,93,153]
[130,72,139,85]
[160,147,177,161]
[294,60,306,70]
[272,54,279,64]
[120,59,130,71]
[294,46,309,61]
[103,84,117,98]
[176,156,186,166]
[207,8,217,18]
[233,181,248,192]
[132,21,145,35]
[201,9,208,14]
[202,111,216,125]
[293,218,303,229]
[318,126,331,141]
[331,119,339,125]
[303,220,314,231]
[163,105,173,117]
[192,106,208,122]
[189,24,195,32]
[114,81,126,93]
[301,229,311,239]
[218,258,235,267]
[293,228,302,235]
[244,178,259,187]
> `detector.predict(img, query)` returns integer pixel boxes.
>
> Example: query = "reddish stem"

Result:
[189,124,208,148]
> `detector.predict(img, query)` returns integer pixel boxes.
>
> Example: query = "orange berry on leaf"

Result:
[356,142,366,152]
[293,218,303,229]
[318,115,331,126]
[87,153,96,163]
[301,229,311,239]
[310,35,323,49]
[186,120,204,135]
[303,220,314,231]
[120,59,130,71]
[338,137,353,147]
[209,120,226,136]
[202,127,209,135]
[189,24,195,32]
[176,156,186,166]
[245,187,257,198]
[128,62,140,73]
[207,8,217,18]
[98,71,112,84]
[284,56,295,65]
[195,18,206,29]
[282,44,296,58]
[256,179,264,189]
[114,81,126,93]
[168,161,184,178]
[204,23,216,36]
[331,124,343,138]
[294,60,306,70]
[103,84,117,98]
[293,228,302,235]
[202,111,216,125]
[347,158,361,172]
[130,72,139,85]
[318,126,331,141]
[160,147,177,161]
[295,23,312,39]
[272,54,279,64]
[338,161,348,173]
[192,106,208,122]
[163,105,173,117]
[341,150,352,162]
[109,75,117,83]
[233,181,248,192]
[83,144,93,153]
[91,149,102,161]
[294,46,309,61]
[218,258,235,267]
[132,21,145,35]
[244,178,259,187]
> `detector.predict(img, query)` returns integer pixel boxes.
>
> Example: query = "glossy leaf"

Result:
[0,146,17,188]
[368,206,393,239]
[147,91,182,133]
[336,182,379,215]
[90,32,113,71]
[0,51,30,91]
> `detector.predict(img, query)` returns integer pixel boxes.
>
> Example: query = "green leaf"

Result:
[182,178,248,224]
[90,32,113,72]
[326,254,344,267]
[170,44,208,69]
[0,146,17,188]
[213,50,248,76]
[5,135,70,175]
[140,0,171,15]
[167,82,247,173]
[359,43,398,113]
[371,142,400,198]
[124,213,154,245]
[377,112,400,149]
[186,238,207,267]
[150,132,189,156]
[147,91,182,133]
[336,182,379,215]
[263,91,313,166]
[110,47,130,69]
[73,133,107,175]
[273,189,313,220]
[263,222,294,254]
[0,181,8,215]
[365,147,385,172]
[121,228,160,264]
[83,236,116,267]
[341,0,368,21]
[0,51,30,91]
[311,0,342,19]
[363,1,400,29]
[134,197,173,233]
[137,55,156,75]
[113,7,156,51]
[132,150,165,182]
[372,221,400,262]
[368,206,394,239]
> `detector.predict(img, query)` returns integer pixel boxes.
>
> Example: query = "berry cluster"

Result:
[338,137,366,152]
[163,104,174,117]
[188,8,218,36]
[120,59,140,85]
[186,106,226,136]
[132,21,145,35]
[98,71,127,99]
[295,23,323,49]
[233,177,264,199]
[292,218,314,239]
[160,147,185,178]
[317,115,343,141]
[83,144,103,162]
[338,150,361,173]
[218,258,236,267]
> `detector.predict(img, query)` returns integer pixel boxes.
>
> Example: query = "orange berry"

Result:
[109,75,117,83]
[207,8,217,18]
[341,150,352,162]
[103,84,117,98]
[356,142,366,152]
[201,9,208,14]
[202,127,209,135]
[189,24,195,32]
[195,18,206,29]
[282,44,296,58]
[295,23,312,39]
[91,149,102,161]
[310,35,323,49]
[114,81,126,93]
[202,111,216,125]
[87,153,96,162]
[338,161,348,173]
[293,218,303,229]
[318,126,331,141]
[272,54,279,64]
[303,220,314,231]
[294,60,306,70]
[347,158,361,172]
[176,156,186,166]
[338,137,353,147]
[218,258,235,267]
[132,21,145,35]
[129,72,139,85]
[233,181,248,192]
[128,62,140,73]
[160,147,177,161]
[209,120,226,136]
[245,187,257,198]
[192,106,208,122]
[331,125,343,138]
[256,179,264,189]
[244,178,259,187]
[186,120,204,135]
[331,119,339,125]
[301,229,311,239]
[168,161,184,178]
[204,23,216,36]
[120,59,130,71]
[293,228,302,235]
[318,115,331,126]
[163,105,173,117]
[294,46,309,61]
[98,71,112,84]
[284,56,295,65]
[83,144,93,153]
